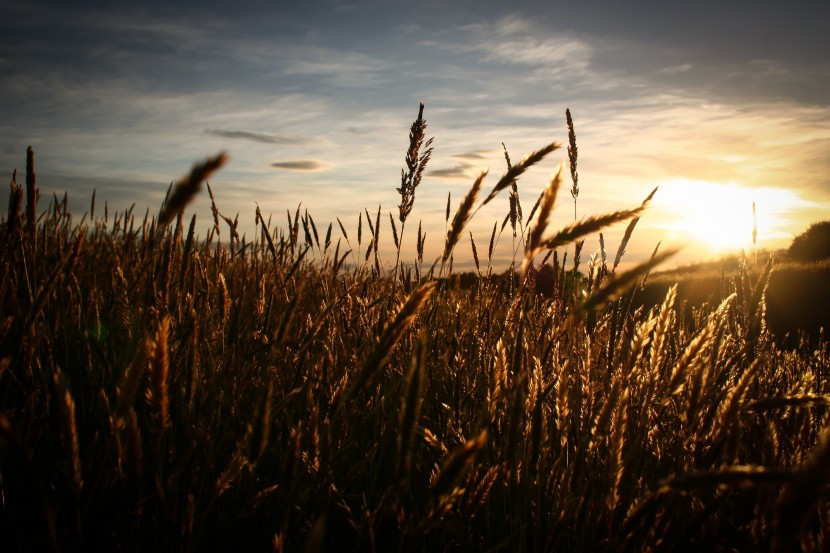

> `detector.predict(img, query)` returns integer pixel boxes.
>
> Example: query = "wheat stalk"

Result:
[431,430,488,498]
[397,102,434,224]
[158,152,227,230]
[577,249,678,315]
[441,170,487,269]
[344,281,436,402]
[398,331,426,484]
[566,108,579,219]
[612,187,658,272]
[25,146,37,250]
[481,142,560,207]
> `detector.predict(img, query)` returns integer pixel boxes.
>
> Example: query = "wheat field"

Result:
[1,107,828,552]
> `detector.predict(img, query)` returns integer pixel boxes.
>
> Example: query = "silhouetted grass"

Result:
[1,109,828,552]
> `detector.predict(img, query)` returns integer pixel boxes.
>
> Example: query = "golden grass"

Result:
[1,110,829,551]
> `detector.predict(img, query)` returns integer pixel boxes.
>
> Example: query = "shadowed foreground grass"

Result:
[1,124,829,552]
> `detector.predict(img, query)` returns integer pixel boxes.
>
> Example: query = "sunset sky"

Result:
[2,1,829,270]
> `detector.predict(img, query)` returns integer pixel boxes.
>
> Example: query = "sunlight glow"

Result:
[651,179,810,253]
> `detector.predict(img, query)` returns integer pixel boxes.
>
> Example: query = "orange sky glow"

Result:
[2,1,828,272]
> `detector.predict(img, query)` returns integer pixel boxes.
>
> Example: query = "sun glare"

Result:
[652,179,807,254]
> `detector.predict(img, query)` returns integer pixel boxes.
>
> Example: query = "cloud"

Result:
[345,126,370,135]
[206,128,299,145]
[452,150,493,161]
[658,64,693,75]
[426,150,495,180]
[441,15,593,72]
[269,160,333,172]
[428,165,474,180]
[276,45,394,88]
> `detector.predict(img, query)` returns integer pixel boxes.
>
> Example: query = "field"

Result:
[2,111,829,552]
[636,257,830,350]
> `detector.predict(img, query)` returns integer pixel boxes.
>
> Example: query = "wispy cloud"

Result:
[428,149,497,180]
[482,22,591,69]
[428,165,473,180]
[235,41,395,88]
[270,160,333,172]
[658,64,693,75]
[452,150,493,161]
[345,126,370,135]
[438,16,593,74]
[206,128,300,145]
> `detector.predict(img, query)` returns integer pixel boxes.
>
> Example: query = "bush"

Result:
[788,220,830,262]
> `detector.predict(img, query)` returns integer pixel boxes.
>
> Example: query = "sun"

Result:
[651,179,804,254]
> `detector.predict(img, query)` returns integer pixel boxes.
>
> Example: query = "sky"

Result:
[1,0,829,271]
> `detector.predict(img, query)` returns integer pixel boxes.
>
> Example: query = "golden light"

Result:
[651,179,808,254]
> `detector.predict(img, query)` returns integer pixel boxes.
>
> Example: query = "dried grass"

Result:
[1,114,828,552]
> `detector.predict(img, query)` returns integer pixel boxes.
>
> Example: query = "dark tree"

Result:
[788,221,830,262]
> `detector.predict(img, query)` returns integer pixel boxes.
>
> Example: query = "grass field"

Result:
[1,108,829,552]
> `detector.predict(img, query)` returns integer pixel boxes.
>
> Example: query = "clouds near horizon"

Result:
[1,0,828,268]
[205,129,301,145]
[269,160,333,172]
